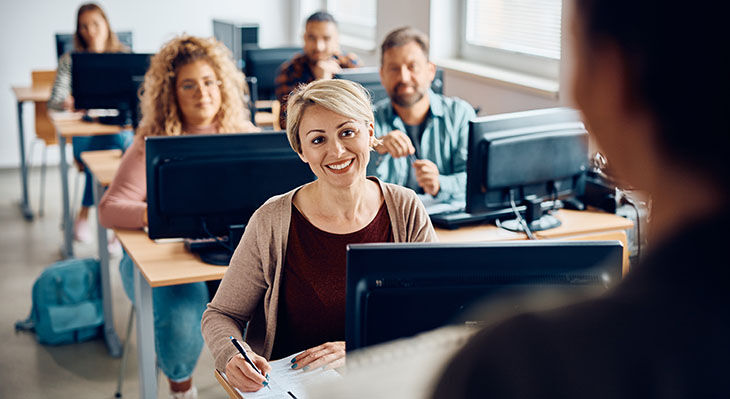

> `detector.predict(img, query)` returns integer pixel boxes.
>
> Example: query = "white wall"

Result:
[2,0,576,169]
[0,0,291,169]
[341,0,566,116]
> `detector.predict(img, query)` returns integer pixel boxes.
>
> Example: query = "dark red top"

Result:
[271,201,393,359]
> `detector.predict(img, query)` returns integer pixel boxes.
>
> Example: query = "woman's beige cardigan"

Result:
[201,179,437,371]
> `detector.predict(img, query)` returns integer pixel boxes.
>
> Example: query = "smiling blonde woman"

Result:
[202,79,437,393]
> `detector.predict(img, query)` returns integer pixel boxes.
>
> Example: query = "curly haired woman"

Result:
[99,35,257,399]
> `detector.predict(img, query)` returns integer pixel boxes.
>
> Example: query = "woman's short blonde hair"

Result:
[137,35,251,137]
[286,79,374,153]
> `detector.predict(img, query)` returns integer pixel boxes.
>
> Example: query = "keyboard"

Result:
[430,199,572,230]
[429,207,515,230]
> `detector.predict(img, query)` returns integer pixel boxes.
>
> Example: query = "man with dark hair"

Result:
[368,26,475,203]
[275,11,359,128]
[431,1,730,397]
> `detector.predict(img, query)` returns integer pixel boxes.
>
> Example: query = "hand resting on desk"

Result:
[225,351,272,392]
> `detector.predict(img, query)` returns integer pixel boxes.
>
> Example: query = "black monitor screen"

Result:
[55,31,133,59]
[467,107,587,211]
[346,241,623,351]
[244,47,302,100]
[431,107,588,229]
[71,53,152,126]
[146,132,315,242]
[334,67,444,104]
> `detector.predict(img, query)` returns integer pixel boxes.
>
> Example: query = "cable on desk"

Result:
[201,219,234,253]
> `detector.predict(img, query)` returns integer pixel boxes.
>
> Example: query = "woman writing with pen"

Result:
[201,79,437,392]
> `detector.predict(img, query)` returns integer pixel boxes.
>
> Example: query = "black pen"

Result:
[287,391,298,399]
[229,336,270,389]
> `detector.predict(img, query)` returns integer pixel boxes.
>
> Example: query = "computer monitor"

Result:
[430,107,589,230]
[71,53,152,127]
[145,131,315,265]
[212,20,259,70]
[346,240,623,351]
[243,46,302,100]
[55,31,133,59]
[334,67,444,104]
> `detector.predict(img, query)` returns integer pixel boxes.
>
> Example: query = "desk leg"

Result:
[93,176,122,357]
[134,266,158,399]
[16,101,33,221]
[58,134,74,258]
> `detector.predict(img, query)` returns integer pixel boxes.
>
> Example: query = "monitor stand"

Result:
[499,197,562,233]
[185,224,246,266]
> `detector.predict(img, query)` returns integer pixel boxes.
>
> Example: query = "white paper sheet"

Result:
[223,352,340,399]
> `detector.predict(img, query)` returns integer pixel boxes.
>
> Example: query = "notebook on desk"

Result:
[216,352,340,399]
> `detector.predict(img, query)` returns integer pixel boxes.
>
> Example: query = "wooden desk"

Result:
[436,210,634,274]
[12,86,52,102]
[215,369,242,399]
[117,208,629,399]
[84,144,631,397]
[81,149,122,186]
[50,112,126,258]
[11,85,52,220]
[80,150,123,358]
[115,228,226,399]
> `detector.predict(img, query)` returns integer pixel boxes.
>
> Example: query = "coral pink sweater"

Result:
[98,125,218,229]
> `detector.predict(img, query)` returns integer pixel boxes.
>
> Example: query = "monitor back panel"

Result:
[244,47,302,100]
[345,241,622,351]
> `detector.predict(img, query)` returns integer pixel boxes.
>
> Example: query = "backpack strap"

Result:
[15,306,37,332]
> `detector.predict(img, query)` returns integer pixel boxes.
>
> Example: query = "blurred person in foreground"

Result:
[432,1,730,397]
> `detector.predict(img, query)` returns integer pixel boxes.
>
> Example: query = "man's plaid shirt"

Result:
[275,51,360,129]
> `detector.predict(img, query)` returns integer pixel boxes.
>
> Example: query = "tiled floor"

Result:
[0,166,226,398]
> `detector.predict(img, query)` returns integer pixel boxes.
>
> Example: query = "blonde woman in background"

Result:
[99,35,257,399]
[202,79,437,393]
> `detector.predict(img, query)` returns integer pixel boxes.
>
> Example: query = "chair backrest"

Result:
[32,70,57,146]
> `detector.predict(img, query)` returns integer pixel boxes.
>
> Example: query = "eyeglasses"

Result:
[177,79,222,94]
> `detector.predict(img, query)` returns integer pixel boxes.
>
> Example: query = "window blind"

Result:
[465,0,562,60]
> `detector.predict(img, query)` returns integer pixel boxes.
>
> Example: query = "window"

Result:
[326,0,377,49]
[462,0,563,80]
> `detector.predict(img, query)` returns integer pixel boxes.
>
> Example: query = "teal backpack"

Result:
[15,258,104,345]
